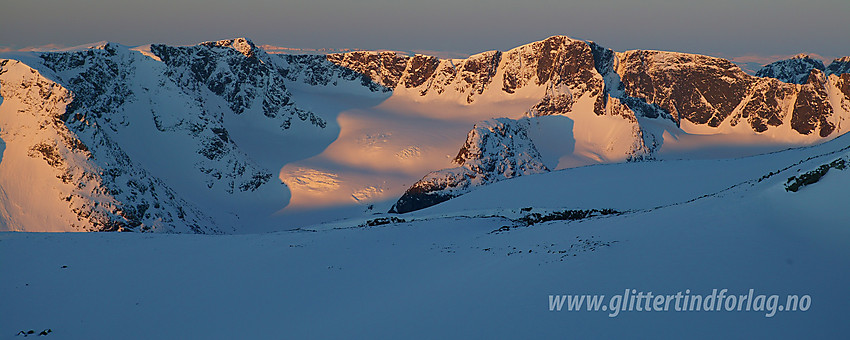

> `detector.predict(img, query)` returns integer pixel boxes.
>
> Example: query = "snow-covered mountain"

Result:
[2,36,850,231]
[0,39,332,232]
[378,39,850,212]
[0,58,221,233]
[754,54,826,84]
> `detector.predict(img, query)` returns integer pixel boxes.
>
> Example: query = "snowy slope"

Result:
[2,125,849,338]
[0,59,221,233]
[419,126,850,216]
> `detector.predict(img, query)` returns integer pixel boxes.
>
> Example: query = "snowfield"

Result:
[2,131,850,338]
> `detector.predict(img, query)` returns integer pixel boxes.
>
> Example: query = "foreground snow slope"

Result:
[2,131,849,338]
[419,126,850,215]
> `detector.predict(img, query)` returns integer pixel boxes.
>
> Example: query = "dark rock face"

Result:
[501,36,601,98]
[400,54,440,88]
[529,90,574,117]
[278,54,388,92]
[616,97,668,119]
[40,44,133,130]
[326,51,410,88]
[589,41,618,115]
[324,48,506,102]
[618,50,751,127]
[151,39,299,120]
[588,42,616,81]
[457,51,502,103]
[503,37,605,117]
[535,37,599,92]
[389,171,470,214]
[417,50,503,102]
[837,73,850,102]
[390,118,548,213]
[616,50,840,136]
[733,79,795,132]
[754,54,848,137]
[756,54,826,84]
[792,70,835,137]
[320,51,448,94]
[785,158,847,192]
[588,43,674,121]
[320,36,603,105]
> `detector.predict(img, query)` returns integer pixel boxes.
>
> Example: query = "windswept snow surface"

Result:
[2,128,850,338]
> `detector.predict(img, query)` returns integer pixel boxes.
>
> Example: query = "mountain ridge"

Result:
[2,36,850,230]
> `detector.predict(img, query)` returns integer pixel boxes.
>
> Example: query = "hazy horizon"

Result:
[2,0,848,61]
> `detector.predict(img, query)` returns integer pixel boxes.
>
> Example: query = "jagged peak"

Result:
[88,41,129,54]
[506,35,580,53]
[617,49,740,73]
[86,41,114,49]
[755,54,827,84]
[826,56,850,76]
[28,41,128,56]
[467,49,501,59]
[541,34,577,42]
[762,54,825,69]
[65,41,112,51]
[803,68,827,85]
[791,53,818,60]
[42,41,126,53]
[619,50,723,66]
[332,49,409,58]
[620,49,721,59]
[325,35,578,63]
[199,37,260,57]
[832,56,850,63]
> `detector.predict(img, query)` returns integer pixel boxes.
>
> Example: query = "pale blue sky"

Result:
[2,0,848,59]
